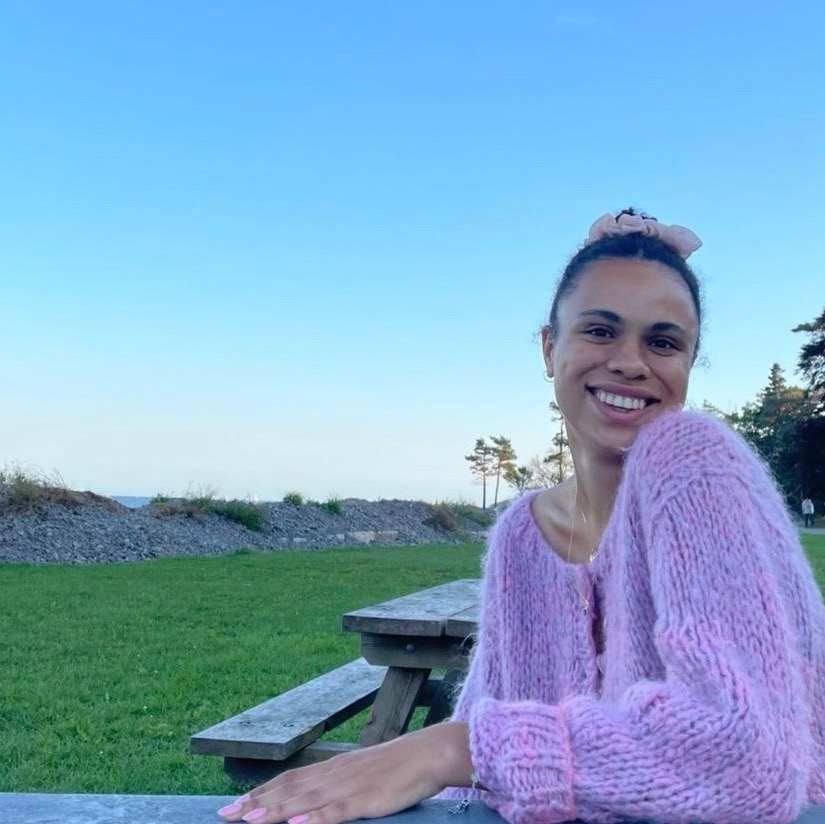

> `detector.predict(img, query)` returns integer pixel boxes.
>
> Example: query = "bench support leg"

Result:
[423,668,463,726]
[358,666,429,746]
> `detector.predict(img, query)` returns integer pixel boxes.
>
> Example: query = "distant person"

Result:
[220,209,825,824]
[803,497,816,528]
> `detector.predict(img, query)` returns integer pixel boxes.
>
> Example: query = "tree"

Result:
[465,438,494,509]
[725,364,814,504]
[792,308,825,502]
[797,416,825,504]
[489,435,517,507]
[543,401,573,485]
[793,306,825,411]
[504,464,535,494]
[699,399,728,419]
[526,455,557,487]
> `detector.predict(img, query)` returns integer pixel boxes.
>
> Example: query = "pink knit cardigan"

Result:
[447,411,825,824]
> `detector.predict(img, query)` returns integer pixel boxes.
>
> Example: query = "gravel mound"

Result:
[0,492,489,564]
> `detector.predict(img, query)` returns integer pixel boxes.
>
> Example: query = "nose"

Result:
[606,338,651,380]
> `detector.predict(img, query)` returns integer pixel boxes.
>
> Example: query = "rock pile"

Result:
[0,491,490,564]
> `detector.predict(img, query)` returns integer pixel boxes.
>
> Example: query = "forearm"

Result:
[420,721,474,790]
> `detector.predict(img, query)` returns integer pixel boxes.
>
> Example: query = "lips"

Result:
[591,388,657,411]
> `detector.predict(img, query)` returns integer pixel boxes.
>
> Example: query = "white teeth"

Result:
[594,390,647,410]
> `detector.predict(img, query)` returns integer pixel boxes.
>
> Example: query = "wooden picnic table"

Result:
[341,578,480,745]
[4,794,825,824]
[191,579,481,782]
[0,795,496,824]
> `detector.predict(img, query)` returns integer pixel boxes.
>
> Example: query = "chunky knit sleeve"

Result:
[438,496,522,803]
[468,412,817,824]
[449,502,508,724]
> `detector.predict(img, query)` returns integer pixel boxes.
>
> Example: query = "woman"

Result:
[220,210,825,824]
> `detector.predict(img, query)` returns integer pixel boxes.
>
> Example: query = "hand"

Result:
[218,722,472,824]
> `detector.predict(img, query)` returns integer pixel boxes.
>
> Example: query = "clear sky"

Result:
[2,2,824,504]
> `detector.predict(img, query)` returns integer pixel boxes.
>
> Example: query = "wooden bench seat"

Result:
[190,658,388,782]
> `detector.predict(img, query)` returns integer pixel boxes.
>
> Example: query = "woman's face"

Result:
[543,257,699,457]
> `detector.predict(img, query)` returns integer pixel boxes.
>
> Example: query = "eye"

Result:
[649,336,679,352]
[583,325,614,339]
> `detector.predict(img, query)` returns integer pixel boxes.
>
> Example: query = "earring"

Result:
[543,370,553,383]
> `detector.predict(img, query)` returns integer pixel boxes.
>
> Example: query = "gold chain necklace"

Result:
[566,483,599,613]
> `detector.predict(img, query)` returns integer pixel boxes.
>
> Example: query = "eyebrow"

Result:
[578,309,621,323]
[577,310,690,337]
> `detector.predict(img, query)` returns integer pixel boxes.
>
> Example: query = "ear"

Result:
[541,326,555,378]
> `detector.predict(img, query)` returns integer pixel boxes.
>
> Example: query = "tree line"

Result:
[466,307,825,513]
[711,306,825,511]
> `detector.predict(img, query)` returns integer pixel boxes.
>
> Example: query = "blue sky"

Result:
[2,2,824,503]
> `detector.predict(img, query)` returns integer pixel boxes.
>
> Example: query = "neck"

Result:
[569,447,624,540]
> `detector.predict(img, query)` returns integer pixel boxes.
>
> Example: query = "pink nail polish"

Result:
[237,794,251,803]
[288,815,310,824]
[218,802,243,817]
[243,809,268,823]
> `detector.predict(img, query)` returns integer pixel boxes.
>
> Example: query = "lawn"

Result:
[0,543,483,795]
[1,535,823,795]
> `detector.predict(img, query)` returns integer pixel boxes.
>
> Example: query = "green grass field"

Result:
[1,535,823,796]
[0,544,484,795]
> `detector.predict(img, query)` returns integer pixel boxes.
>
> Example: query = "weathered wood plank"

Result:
[445,604,479,639]
[190,659,386,761]
[342,579,480,637]
[224,742,363,784]
[358,667,429,746]
[360,632,472,670]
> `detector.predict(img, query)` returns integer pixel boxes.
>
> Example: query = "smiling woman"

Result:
[218,211,825,824]
[542,257,697,465]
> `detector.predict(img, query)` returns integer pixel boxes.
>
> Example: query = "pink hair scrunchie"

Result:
[587,212,702,259]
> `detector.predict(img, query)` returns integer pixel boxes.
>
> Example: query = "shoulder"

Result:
[487,490,541,545]
[481,489,548,578]
[625,409,764,483]
[618,409,792,535]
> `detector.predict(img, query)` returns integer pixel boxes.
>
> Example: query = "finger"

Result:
[217,793,252,821]
[218,761,333,822]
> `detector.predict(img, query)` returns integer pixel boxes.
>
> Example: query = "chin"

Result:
[597,424,649,458]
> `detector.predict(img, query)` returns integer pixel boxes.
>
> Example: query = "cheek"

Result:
[671,363,692,399]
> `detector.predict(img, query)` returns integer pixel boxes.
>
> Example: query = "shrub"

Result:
[425,503,458,534]
[0,464,77,510]
[283,491,304,506]
[315,497,343,516]
[151,490,266,531]
[441,501,495,528]
[151,499,202,520]
[212,500,266,532]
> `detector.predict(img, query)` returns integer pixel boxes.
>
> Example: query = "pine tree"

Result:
[465,438,494,510]
[793,306,825,411]
[504,464,535,493]
[726,364,813,502]
[792,307,825,502]
[543,401,573,485]
[489,435,517,507]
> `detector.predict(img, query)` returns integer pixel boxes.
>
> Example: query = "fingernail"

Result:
[218,803,243,817]
[243,809,268,823]
[237,794,251,803]
[289,815,310,824]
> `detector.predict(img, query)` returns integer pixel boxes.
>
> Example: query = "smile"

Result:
[592,389,655,411]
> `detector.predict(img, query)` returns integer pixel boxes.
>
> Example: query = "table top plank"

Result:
[342,579,480,637]
[445,604,480,638]
[0,795,502,824]
[3,794,824,824]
